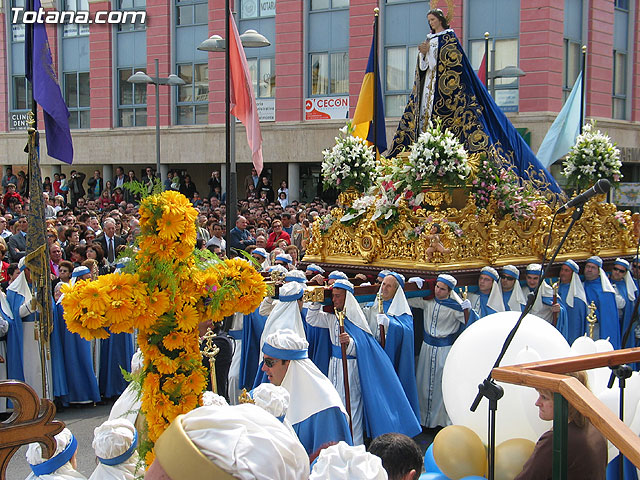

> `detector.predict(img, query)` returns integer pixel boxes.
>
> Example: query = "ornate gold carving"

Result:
[303,286,326,303]
[337,187,360,209]
[304,196,638,271]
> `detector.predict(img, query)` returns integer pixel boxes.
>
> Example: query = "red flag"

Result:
[228,10,263,175]
[478,52,487,86]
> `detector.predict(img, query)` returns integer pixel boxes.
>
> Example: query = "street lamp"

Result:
[127,58,185,185]
[198,15,269,255]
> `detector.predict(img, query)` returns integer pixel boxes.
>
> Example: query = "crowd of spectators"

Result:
[0,165,331,289]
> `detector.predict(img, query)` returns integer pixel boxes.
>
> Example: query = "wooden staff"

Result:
[377,291,386,348]
[552,282,559,327]
[336,309,353,436]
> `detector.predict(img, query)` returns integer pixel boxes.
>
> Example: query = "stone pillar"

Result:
[220,163,227,195]
[102,165,113,186]
[287,162,300,202]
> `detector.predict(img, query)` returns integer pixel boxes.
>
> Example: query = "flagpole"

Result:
[484,31,490,88]
[373,7,379,157]
[26,0,38,130]
[579,45,586,134]
[225,0,232,252]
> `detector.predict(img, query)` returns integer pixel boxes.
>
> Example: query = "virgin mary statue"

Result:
[388,8,562,197]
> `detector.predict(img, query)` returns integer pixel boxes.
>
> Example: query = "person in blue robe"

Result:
[54,278,100,404]
[388,8,562,199]
[98,266,135,399]
[261,329,352,455]
[364,271,420,420]
[556,260,588,344]
[467,266,504,326]
[7,258,66,400]
[306,279,421,445]
[609,258,638,349]
[239,307,267,390]
[582,256,621,350]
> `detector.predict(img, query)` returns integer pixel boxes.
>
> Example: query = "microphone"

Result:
[557,179,611,213]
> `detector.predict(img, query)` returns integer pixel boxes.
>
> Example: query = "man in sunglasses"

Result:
[500,265,526,312]
[261,330,352,455]
[609,258,638,348]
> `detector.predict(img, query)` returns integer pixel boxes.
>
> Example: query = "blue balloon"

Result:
[424,444,443,474]
[419,473,450,480]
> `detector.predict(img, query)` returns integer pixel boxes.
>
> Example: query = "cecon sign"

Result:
[305,96,349,120]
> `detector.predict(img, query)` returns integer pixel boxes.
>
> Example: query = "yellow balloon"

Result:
[494,438,536,480]
[433,425,487,480]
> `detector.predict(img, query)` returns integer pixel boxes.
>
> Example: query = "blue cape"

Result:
[302,307,331,376]
[557,283,588,344]
[613,280,637,349]
[344,318,422,439]
[5,289,27,382]
[583,279,621,350]
[239,308,267,390]
[293,407,353,455]
[56,302,100,403]
[99,331,135,398]
[381,299,420,419]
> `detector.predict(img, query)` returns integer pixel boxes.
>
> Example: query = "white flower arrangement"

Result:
[340,195,377,225]
[406,121,471,189]
[562,121,622,192]
[322,121,377,193]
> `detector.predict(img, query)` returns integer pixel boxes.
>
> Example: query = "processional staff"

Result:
[377,291,386,349]
[335,308,353,436]
[462,286,470,324]
[552,281,559,327]
[200,327,220,394]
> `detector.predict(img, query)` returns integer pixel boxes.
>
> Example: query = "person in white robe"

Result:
[309,442,387,480]
[411,274,470,427]
[25,428,85,480]
[88,419,139,480]
[144,403,309,480]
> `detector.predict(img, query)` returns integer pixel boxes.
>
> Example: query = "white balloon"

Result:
[592,339,615,394]
[570,336,598,390]
[514,347,550,441]
[442,311,571,445]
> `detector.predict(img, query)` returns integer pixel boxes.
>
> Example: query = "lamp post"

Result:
[198,10,269,255]
[127,58,185,185]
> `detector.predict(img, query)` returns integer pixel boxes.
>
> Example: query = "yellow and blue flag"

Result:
[25,0,74,164]
[352,24,387,155]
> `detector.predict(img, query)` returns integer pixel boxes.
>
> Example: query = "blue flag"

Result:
[25,0,74,164]
[536,72,582,169]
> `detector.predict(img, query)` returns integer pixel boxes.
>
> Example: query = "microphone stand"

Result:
[605,239,640,480]
[470,205,585,480]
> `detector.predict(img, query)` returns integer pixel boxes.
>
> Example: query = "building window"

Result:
[615,0,629,10]
[62,0,89,37]
[385,46,415,117]
[612,50,626,119]
[117,0,146,31]
[247,57,275,98]
[11,0,26,42]
[176,63,208,125]
[240,0,276,18]
[310,0,348,10]
[12,76,32,110]
[175,0,208,26]
[118,67,147,127]
[64,72,90,128]
[310,52,348,95]
[563,40,581,94]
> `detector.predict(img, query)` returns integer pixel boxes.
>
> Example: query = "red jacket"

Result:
[266,231,291,251]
